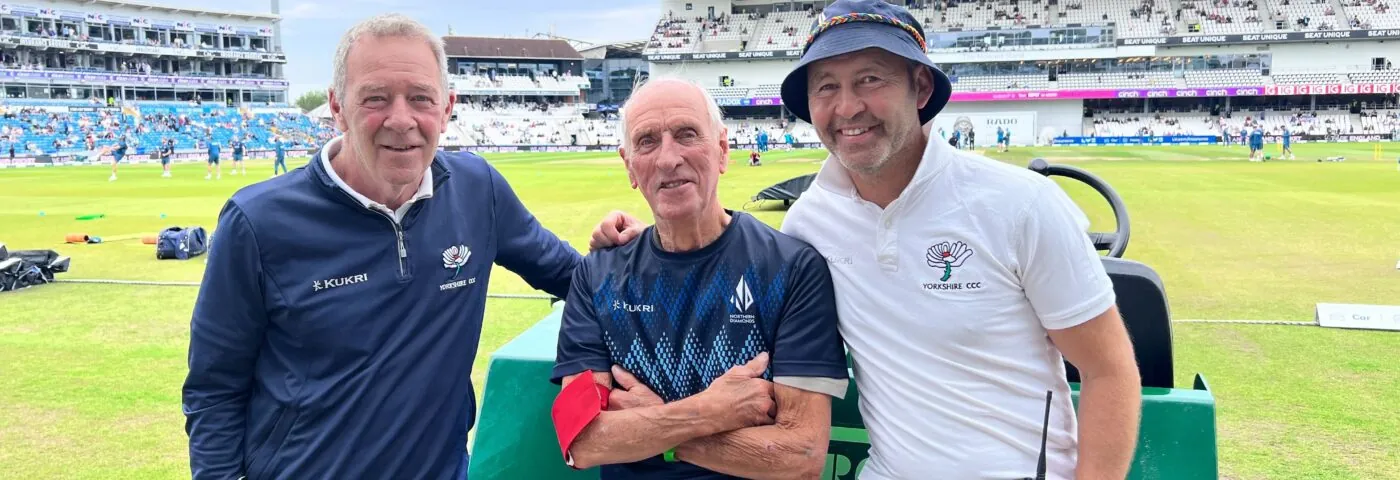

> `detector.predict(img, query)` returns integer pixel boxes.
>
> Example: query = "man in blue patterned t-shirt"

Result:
[550,77,849,480]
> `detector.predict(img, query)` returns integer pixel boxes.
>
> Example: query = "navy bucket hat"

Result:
[779,0,953,125]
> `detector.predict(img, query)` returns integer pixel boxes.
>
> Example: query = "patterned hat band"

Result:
[804,12,928,53]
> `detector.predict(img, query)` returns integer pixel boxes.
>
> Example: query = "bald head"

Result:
[619,77,725,152]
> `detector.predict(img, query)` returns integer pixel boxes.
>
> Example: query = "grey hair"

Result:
[332,13,451,107]
[618,76,726,152]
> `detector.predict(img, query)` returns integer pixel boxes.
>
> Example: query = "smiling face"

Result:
[806,48,932,177]
[618,80,729,223]
[329,34,453,189]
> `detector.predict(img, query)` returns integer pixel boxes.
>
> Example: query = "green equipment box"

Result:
[467,305,1219,480]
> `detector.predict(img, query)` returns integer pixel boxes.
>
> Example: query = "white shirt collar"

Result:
[319,135,434,222]
[813,132,950,201]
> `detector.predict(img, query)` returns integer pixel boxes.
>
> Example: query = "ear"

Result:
[440,90,456,133]
[717,126,729,174]
[619,147,638,189]
[913,66,935,110]
[329,88,348,132]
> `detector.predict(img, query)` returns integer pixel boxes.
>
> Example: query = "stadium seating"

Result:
[1348,69,1400,83]
[1057,71,1180,89]
[1058,0,1177,37]
[1340,0,1400,28]
[1271,72,1347,84]
[1184,68,1267,86]
[1180,0,1269,34]
[0,101,334,156]
[951,74,1053,91]
[1089,109,1354,137]
[639,0,1400,59]
[1270,0,1345,31]
[749,10,813,51]
[646,12,701,54]
[1358,109,1400,133]
[943,0,1053,30]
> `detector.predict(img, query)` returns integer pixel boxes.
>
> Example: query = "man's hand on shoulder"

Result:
[590,210,647,251]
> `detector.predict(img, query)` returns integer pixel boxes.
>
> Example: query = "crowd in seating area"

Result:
[439,98,827,148]
[1087,108,1363,138]
[1357,109,1400,132]
[643,0,1400,57]
[0,99,335,157]
[454,73,590,92]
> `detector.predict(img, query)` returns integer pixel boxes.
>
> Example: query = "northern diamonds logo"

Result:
[442,244,470,279]
[732,276,754,312]
[729,276,757,324]
[926,241,974,282]
[313,273,368,292]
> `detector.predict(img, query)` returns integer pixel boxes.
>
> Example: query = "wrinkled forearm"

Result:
[568,397,723,470]
[674,424,828,480]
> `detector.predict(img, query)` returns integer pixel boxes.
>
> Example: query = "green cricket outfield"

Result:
[1,141,1397,479]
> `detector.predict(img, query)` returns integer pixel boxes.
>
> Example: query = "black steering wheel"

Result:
[1027,158,1131,258]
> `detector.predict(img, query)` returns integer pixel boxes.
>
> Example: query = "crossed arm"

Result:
[557,368,832,480]
[673,383,831,480]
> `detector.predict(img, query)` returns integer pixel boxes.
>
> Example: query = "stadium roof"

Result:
[89,0,278,21]
[579,40,648,59]
[442,36,583,60]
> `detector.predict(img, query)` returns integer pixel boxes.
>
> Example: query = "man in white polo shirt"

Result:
[590,1,1142,478]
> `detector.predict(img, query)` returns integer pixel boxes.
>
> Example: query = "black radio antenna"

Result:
[1035,390,1053,480]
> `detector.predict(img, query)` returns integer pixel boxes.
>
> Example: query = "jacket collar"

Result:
[308,136,452,214]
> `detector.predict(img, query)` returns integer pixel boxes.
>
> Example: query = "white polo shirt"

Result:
[781,136,1115,479]
[320,135,433,223]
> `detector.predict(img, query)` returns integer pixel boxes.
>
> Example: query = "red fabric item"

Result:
[552,371,611,463]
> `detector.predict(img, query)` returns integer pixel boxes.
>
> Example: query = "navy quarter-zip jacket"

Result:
[182,145,581,480]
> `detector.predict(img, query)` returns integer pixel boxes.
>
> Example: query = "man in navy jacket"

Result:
[181,14,581,480]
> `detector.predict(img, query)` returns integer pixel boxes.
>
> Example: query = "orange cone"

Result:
[65,233,90,243]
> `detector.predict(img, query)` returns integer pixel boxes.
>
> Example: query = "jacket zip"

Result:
[330,186,409,280]
[378,210,409,279]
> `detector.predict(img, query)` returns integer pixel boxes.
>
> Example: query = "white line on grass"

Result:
[1175,319,1316,326]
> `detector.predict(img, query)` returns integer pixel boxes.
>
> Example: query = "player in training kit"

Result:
[160,138,175,178]
[1281,127,1294,160]
[272,137,288,176]
[230,138,246,175]
[109,136,128,181]
[205,139,221,180]
[1249,126,1265,162]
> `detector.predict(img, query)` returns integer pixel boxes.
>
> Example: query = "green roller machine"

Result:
[467,159,1219,479]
